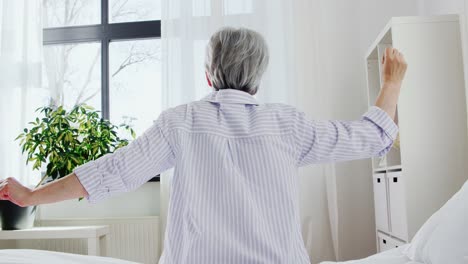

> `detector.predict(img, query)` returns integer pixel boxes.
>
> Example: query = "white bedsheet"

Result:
[320,246,423,264]
[0,249,140,264]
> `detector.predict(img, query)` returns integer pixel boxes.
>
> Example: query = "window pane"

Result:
[43,0,100,28]
[224,0,252,15]
[194,40,212,98]
[109,39,161,137]
[110,0,161,23]
[43,43,101,111]
[193,0,211,16]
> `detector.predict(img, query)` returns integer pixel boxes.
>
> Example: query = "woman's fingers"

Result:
[0,179,9,200]
[382,47,408,84]
[0,177,32,206]
[385,47,393,57]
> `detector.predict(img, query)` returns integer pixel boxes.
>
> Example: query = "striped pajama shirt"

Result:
[75,89,398,264]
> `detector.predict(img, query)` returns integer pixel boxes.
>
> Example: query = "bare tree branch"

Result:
[111,44,159,77]
[69,0,80,24]
[111,0,131,20]
[79,89,101,105]
[46,0,159,110]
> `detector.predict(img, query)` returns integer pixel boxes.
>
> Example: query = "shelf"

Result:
[373,164,402,174]
[368,14,468,248]
[376,229,408,244]
[366,26,392,60]
[373,169,386,174]
[386,147,401,167]
[366,60,380,106]
[372,156,386,170]
[386,165,402,171]
[377,44,392,86]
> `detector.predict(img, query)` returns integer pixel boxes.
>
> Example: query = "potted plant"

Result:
[0,105,135,230]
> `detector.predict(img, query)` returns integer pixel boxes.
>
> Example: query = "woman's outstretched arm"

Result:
[0,173,87,207]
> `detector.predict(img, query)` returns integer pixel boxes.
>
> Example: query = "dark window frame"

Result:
[43,0,161,182]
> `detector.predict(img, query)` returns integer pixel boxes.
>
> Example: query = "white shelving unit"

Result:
[365,14,468,252]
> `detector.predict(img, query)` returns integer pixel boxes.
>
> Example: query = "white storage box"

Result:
[387,171,408,241]
[373,173,390,233]
[377,232,405,253]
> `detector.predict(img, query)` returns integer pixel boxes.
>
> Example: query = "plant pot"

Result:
[0,200,36,230]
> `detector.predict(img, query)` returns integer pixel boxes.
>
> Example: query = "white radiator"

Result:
[15,217,160,264]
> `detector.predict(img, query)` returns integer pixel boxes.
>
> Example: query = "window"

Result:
[43,0,101,27]
[43,0,161,181]
[109,0,161,23]
[43,42,102,110]
[109,39,162,136]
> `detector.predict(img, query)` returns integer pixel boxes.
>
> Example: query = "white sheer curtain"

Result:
[0,0,45,186]
[160,0,296,107]
[159,0,339,263]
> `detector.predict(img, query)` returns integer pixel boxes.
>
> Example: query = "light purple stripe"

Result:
[73,89,397,263]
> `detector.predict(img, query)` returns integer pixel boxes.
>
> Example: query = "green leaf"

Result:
[67,160,72,171]
[33,160,41,170]
[70,156,81,165]
[82,104,94,110]
[18,104,135,188]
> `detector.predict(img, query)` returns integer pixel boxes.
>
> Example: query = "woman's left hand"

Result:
[0,177,33,207]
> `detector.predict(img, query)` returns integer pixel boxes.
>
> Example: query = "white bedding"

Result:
[0,249,140,264]
[320,245,423,264]
[1,248,416,264]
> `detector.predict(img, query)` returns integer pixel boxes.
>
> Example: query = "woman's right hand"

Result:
[0,177,33,207]
[375,47,407,121]
[382,47,408,86]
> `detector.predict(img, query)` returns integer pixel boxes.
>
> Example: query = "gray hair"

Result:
[205,27,269,95]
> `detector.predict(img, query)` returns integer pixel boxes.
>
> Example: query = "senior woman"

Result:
[1,27,406,263]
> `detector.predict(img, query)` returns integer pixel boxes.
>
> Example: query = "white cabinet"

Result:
[372,171,408,241]
[366,15,468,252]
[377,232,405,252]
[372,173,389,233]
[387,171,408,241]
[377,232,394,252]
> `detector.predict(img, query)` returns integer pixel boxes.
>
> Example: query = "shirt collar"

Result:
[201,89,259,105]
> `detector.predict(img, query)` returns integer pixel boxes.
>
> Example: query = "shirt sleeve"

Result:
[296,106,398,167]
[73,112,176,203]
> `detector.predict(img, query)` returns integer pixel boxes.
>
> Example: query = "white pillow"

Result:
[403,209,443,260]
[405,180,468,263]
[423,181,468,263]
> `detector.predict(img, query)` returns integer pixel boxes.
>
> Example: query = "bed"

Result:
[321,179,468,264]
[0,249,140,264]
[320,245,422,264]
[1,248,416,264]
[2,180,468,264]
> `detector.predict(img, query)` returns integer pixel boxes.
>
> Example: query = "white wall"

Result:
[418,0,465,15]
